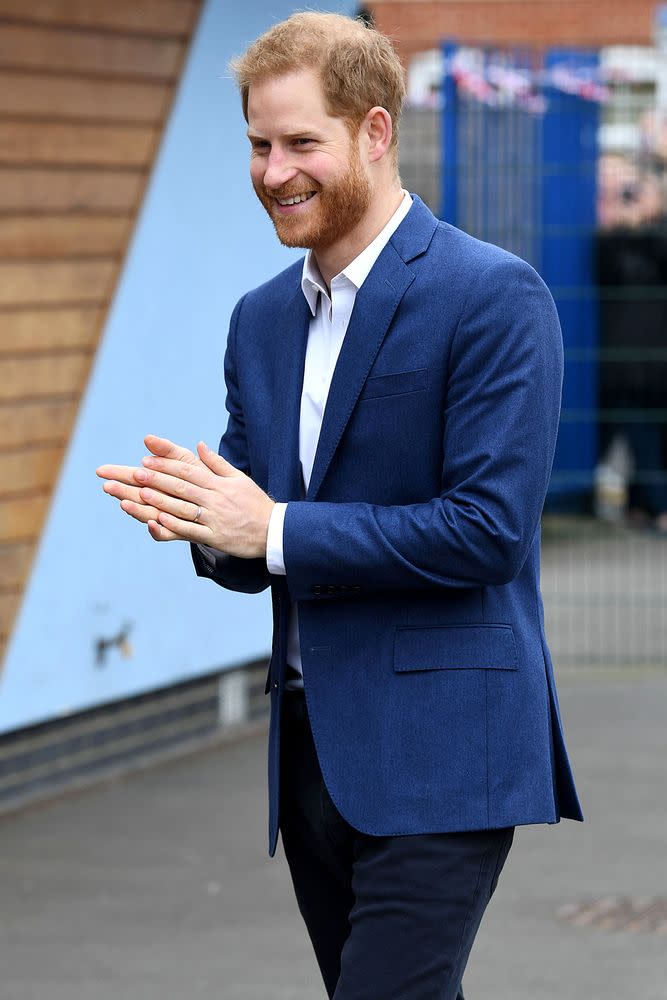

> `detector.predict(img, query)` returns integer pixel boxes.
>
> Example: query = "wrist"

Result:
[257,499,275,558]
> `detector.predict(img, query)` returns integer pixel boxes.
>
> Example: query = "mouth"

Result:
[273,191,317,213]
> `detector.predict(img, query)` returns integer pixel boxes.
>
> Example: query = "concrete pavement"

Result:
[1,673,666,1000]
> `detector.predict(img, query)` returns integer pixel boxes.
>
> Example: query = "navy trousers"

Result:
[279,688,514,999]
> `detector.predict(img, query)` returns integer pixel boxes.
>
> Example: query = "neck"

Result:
[313,180,405,288]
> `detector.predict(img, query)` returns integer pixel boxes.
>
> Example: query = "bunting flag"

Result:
[446,52,614,113]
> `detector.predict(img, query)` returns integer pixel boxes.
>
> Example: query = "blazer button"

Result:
[327,585,337,595]
[313,585,322,596]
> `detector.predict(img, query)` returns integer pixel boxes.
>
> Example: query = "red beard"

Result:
[253,147,372,251]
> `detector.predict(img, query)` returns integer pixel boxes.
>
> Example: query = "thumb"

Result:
[197,441,242,477]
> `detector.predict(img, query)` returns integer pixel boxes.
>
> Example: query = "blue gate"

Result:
[441,44,601,509]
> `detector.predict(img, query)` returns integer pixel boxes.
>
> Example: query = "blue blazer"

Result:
[193,195,583,856]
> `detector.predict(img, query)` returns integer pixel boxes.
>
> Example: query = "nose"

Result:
[261,147,298,190]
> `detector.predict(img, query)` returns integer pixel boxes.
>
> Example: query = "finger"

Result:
[119,498,162,524]
[139,487,203,524]
[97,464,140,485]
[133,467,207,502]
[197,441,243,478]
[103,480,145,504]
[144,435,196,465]
[147,518,182,542]
[140,455,212,489]
[154,509,210,542]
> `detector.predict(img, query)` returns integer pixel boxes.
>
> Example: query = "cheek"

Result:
[249,160,265,186]
[298,150,339,178]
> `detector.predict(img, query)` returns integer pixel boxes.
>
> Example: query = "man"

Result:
[98,12,582,998]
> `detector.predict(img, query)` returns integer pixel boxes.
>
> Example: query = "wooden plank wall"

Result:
[0,1,203,664]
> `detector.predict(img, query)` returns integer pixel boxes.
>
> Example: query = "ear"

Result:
[363,106,393,164]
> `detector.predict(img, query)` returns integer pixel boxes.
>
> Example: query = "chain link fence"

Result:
[401,44,667,670]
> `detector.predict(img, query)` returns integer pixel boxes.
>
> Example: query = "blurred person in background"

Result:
[597,136,667,532]
[98,12,582,998]
[639,108,667,188]
[597,153,663,230]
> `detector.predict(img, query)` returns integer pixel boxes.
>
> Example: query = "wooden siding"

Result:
[0,1,203,664]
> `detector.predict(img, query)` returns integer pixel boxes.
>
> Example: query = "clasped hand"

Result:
[96,435,275,559]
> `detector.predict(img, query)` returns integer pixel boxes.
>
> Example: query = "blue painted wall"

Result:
[0,0,353,735]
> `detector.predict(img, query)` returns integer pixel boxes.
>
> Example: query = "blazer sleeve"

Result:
[282,256,563,600]
[191,295,271,595]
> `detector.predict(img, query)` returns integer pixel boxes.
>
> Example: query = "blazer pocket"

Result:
[394,624,518,672]
[359,367,428,400]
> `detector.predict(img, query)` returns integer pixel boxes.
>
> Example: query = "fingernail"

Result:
[135,470,148,483]
[142,456,156,467]
[140,488,153,501]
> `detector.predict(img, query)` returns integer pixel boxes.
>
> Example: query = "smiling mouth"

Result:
[275,191,317,207]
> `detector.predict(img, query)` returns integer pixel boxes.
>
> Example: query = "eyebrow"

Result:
[246,129,322,141]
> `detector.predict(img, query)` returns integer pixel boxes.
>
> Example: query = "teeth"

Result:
[277,192,315,206]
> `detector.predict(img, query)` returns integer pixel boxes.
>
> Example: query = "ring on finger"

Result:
[193,505,203,523]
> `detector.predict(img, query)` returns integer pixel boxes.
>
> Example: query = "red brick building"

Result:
[369,1,660,62]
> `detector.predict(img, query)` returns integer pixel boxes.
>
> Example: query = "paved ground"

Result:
[1,673,666,1000]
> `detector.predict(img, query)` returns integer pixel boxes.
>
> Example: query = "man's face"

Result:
[247,69,372,250]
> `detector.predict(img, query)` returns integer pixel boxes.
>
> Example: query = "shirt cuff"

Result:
[266,502,288,575]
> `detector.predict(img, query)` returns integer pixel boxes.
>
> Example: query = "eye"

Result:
[294,138,313,146]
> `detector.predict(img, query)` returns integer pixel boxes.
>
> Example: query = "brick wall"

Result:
[369,1,658,61]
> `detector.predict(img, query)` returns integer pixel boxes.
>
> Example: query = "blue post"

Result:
[541,48,600,510]
[441,41,458,225]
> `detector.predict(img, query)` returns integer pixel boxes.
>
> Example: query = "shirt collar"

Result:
[300,190,413,316]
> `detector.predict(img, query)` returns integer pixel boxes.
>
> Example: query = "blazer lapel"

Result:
[271,196,439,503]
[306,244,415,500]
[267,285,310,502]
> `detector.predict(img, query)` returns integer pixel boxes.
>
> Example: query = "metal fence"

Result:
[400,43,667,670]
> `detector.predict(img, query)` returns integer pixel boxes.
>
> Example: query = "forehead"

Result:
[247,68,345,136]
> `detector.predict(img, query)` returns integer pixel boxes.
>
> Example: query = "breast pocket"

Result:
[393,624,518,672]
[359,368,428,401]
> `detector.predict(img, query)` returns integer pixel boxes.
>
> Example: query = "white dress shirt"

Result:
[265,191,413,681]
